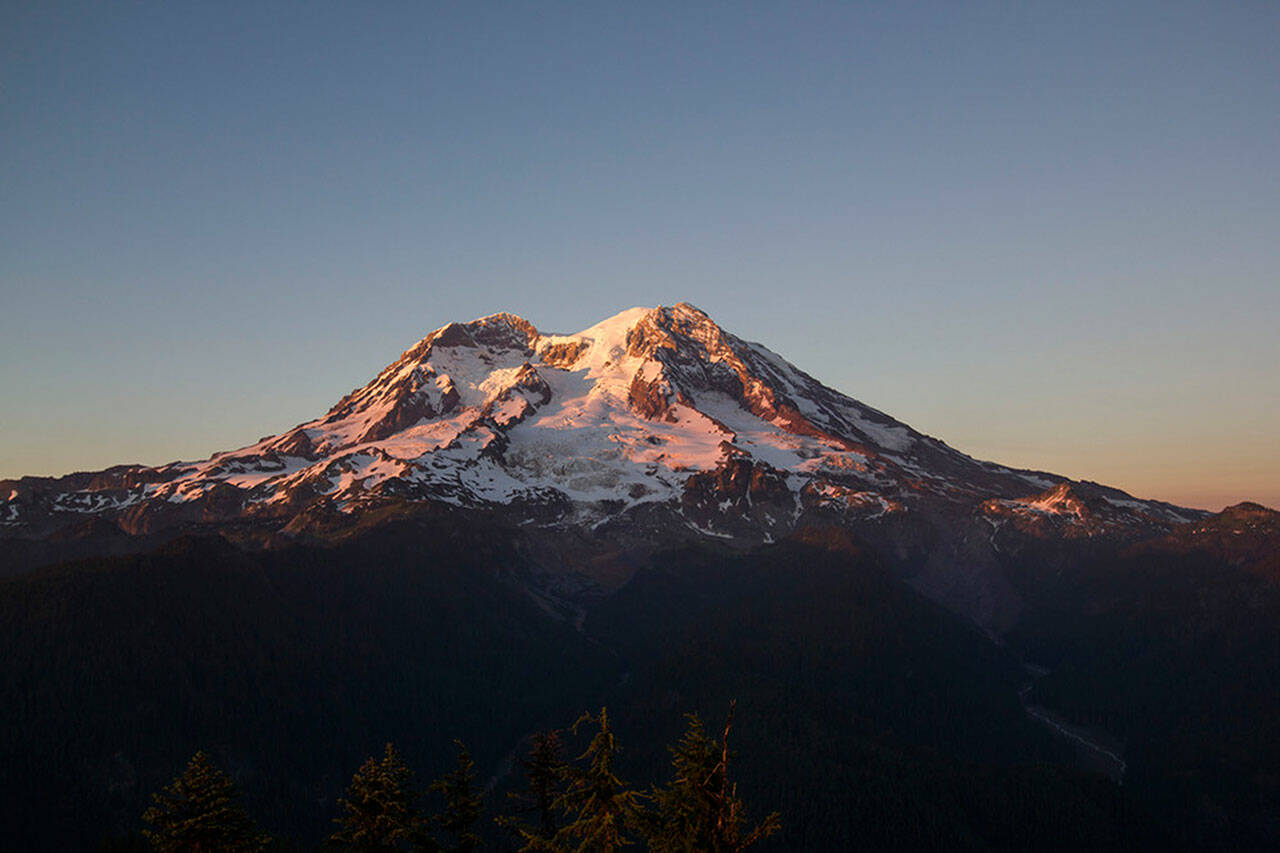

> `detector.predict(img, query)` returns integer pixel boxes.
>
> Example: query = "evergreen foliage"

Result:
[551,708,646,852]
[427,740,483,853]
[644,702,779,852]
[328,743,422,851]
[497,731,568,851]
[141,751,269,853]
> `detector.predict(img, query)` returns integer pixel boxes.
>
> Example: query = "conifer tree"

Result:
[645,702,779,852]
[328,743,424,851]
[497,730,568,851]
[428,740,483,853]
[552,708,645,852]
[141,751,269,853]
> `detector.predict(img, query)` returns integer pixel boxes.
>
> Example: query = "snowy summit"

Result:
[1,303,1197,544]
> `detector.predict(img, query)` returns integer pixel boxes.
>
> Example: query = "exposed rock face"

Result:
[979,481,1193,540]
[0,302,1208,627]
[679,456,797,539]
[627,368,676,421]
[538,339,589,368]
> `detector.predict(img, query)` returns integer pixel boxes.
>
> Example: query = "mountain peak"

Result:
[463,312,540,349]
[623,302,728,360]
[1221,501,1278,518]
[405,303,713,368]
[415,312,540,354]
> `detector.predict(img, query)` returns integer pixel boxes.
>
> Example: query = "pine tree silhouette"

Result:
[645,701,779,852]
[428,740,482,853]
[552,708,645,852]
[497,730,568,851]
[142,751,269,853]
[328,743,424,851]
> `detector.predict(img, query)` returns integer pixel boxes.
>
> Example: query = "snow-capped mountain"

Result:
[1,303,1198,548]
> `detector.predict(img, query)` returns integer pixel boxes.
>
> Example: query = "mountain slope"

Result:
[0,520,618,848]
[0,524,1171,851]
[1000,502,1280,849]
[588,531,1169,850]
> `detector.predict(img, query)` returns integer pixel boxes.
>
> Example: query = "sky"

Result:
[2,1,1277,511]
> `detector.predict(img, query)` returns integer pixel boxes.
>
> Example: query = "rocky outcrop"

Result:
[538,339,589,368]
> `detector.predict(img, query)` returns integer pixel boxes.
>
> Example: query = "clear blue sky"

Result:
[3,1,1277,510]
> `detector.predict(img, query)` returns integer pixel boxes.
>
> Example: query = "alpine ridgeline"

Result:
[0,303,1202,625]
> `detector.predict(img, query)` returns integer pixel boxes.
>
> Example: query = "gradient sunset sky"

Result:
[3,2,1277,511]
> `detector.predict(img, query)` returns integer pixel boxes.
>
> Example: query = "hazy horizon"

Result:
[3,2,1277,512]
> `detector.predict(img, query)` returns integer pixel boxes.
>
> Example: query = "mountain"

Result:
[0,303,1274,850]
[0,303,1201,626]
